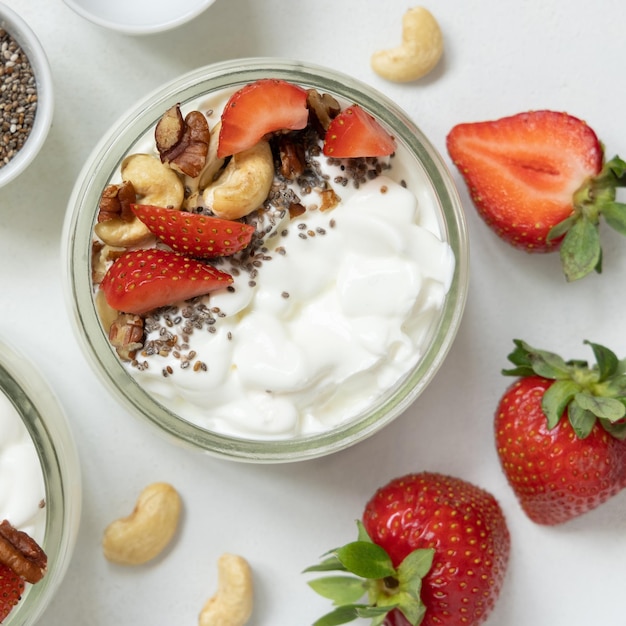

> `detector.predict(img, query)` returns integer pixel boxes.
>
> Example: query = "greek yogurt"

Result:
[0,390,46,542]
[94,84,455,440]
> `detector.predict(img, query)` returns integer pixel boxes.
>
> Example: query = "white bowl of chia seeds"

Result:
[0,3,54,188]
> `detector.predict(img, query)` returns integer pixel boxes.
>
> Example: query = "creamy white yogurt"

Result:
[98,85,455,439]
[0,391,46,541]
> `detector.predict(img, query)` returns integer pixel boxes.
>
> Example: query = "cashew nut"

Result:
[95,154,185,247]
[102,482,182,566]
[199,554,253,626]
[202,140,274,220]
[121,153,185,210]
[94,215,154,248]
[371,7,444,82]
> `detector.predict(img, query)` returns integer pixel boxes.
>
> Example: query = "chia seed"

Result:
[0,28,38,168]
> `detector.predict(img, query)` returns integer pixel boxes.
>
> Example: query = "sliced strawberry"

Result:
[0,563,24,622]
[218,79,309,158]
[445,110,626,281]
[100,249,233,315]
[322,104,396,158]
[131,205,255,258]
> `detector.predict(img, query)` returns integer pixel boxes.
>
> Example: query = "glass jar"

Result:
[0,339,81,625]
[63,58,469,462]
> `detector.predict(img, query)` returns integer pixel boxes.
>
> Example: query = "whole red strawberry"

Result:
[305,473,510,626]
[495,339,626,525]
[0,562,24,622]
[446,110,626,281]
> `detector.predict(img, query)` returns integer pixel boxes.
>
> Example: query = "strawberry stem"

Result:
[305,522,434,625]
[551,155,626,281]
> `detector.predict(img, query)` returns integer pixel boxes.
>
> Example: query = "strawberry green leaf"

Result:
[397,548,435,582]
[307,576,367,605]
[568,402,597,439]
[559,215,601,282]
[574,391,626,422]
[601,201,626,236]
[355,605,399,620]
[600,155,626,183]
[584,340,619,380]
[598,375,626,396]
[335,542,396,579]
[356,520,374,543]
[393,594,427,626]
[312,605,364,626]
[547,214,577,241]
[542,379,580,428]
[502,340,572,379]
[304,555,348,573]
[313,604,398,626]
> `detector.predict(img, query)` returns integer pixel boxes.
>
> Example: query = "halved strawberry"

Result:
[131,205,255,258]
[218,79,309,158]
[322,104,396,158]
[100,249,233,315]
[0,563,24,622]
[447,110,626,281]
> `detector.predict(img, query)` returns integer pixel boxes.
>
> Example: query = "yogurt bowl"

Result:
[63,58,469,462]
[0,339,81,625]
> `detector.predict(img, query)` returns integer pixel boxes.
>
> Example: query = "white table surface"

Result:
[2,1,626,624]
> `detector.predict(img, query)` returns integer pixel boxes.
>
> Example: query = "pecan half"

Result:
[109,313,145,361]
[0,520,47,584]
[307,89,341,136]
[156,105,210,178]
[97,180,137,223]
[277,135,305,180]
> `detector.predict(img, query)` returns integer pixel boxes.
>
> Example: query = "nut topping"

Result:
[0,520,47,584]
[319,188,341,212]
[97,180,137,223]
[307,89,341,135]
[156,105,211,178]
[109,313,145,361]
[277,135,305,180]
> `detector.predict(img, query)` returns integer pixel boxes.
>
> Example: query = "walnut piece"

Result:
[307,89,341,135]
[277,135,305,180]
[97,180,137,223]
[156,105,210,178]
[0,519,47,584]
[109,313,144,361]
[155,105,185,154]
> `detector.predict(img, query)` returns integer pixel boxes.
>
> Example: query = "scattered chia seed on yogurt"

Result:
[0,28,38,168]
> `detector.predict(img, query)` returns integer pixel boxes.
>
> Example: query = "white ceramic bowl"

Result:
[0,3,54,188]
[0,339,81,625]
[64,58,469,462]
[63,0,217,35]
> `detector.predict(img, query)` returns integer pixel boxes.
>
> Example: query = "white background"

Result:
[2,0,626,624]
